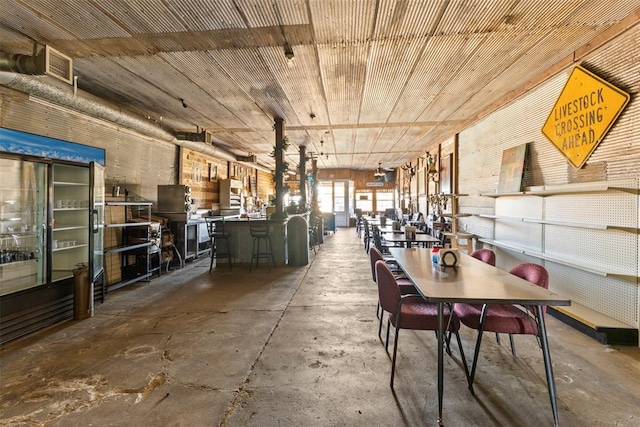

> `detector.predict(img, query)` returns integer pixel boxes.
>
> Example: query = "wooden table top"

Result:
[388,248,571,306]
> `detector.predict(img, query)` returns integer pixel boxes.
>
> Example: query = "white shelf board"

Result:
[552,302,636,330]
[479,238,639,283]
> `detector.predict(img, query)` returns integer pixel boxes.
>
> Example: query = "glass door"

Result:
[333,181,348,227]
[0,157,47,296]
[51,163,89,282]
[90,162,105,282]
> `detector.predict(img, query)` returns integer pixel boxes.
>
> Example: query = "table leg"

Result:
[536,306,560,427]
[437,302,444,424]
[468,303,489,392]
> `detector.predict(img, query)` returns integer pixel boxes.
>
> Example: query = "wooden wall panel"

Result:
[318,168,395,191]
[179,148,228,210]
[257,169,274,203]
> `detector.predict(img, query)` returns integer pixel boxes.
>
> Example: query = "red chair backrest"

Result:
[375,260,401,315]
[470,249,496,266]
[509,262,550,314]
[369,247,384,282]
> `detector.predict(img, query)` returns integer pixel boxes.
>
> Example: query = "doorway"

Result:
[318,180,351,227]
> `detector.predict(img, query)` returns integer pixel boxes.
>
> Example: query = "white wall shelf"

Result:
[479,238,638,283]
[476,214,638,234]
[482,185,638,197]
[478,179,639,343]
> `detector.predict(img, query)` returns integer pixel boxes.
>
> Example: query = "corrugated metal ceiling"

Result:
[0,0,638,171]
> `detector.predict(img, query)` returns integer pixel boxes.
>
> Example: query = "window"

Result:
[333,181,345,212]
[355,192,372,212]
[376,191,394,211]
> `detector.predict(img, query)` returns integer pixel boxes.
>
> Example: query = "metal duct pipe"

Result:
[0,51,44,75]
[0,71,271,172]
[173,138,235,162]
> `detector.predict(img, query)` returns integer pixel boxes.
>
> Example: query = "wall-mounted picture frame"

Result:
[439,154,452,194]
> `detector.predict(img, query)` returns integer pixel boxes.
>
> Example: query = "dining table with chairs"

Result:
[377,225,429,235]
[387,247,571,426]
[383,232,440,248]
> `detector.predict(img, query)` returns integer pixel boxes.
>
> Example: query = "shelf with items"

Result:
[104,201,153,291]
[52,164,90,282]
[219,178,243,209]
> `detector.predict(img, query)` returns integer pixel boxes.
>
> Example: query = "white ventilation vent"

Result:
[43,45,73,84]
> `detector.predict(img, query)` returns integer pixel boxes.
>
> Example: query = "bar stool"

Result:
[250,221,275,271]
[206,218,232,271]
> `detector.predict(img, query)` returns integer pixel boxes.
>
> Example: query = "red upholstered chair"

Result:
[470,248,496,266]
[454,262,549,389]
[376,260,469,388]
[369,247,416,339]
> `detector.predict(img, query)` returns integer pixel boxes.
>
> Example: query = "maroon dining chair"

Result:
[454,262,549,389]
[375,260,469,388]
[369,247,416,339]
[470,248,496,266]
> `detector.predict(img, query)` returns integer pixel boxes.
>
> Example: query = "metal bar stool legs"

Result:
[207,218,232,272]
[250,223,275,271]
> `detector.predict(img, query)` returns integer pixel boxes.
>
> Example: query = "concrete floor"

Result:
[1,228,639,426]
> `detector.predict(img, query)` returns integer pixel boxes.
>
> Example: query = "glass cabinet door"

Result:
[52,164,89,282]
[0,158,47,296]
[90,162,105,281]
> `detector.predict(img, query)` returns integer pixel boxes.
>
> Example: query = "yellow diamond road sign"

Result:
[542,65,630,169]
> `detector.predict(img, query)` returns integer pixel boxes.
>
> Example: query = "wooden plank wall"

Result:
[318,168,395,191]
[257,169,274,203]
[178,148,275,210]
[179,148,228,210]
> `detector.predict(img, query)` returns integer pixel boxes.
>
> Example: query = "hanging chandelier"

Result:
[374,163,386,181]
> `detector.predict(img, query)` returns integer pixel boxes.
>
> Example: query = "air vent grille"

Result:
[45,46,73,84]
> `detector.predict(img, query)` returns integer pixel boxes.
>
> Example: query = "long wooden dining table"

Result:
[388,248,571,426]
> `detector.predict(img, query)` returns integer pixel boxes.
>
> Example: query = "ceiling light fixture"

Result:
[374,163,386,180]
[284,44,294,67]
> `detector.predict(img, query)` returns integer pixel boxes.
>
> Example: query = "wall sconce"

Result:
[426,151,439,181]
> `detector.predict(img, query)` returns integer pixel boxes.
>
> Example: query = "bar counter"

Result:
[208,213,309,266]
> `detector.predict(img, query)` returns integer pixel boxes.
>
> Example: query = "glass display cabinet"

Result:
[0,127,105,344]
[0,158,47,296]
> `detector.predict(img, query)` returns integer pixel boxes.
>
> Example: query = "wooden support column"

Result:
[299,145,307,210]
[311,158,319,211]
[274,117,286,219]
